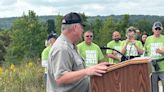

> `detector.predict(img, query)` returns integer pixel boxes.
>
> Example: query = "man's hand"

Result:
[112,51,117,55]
[85,62,109,76]
[131,40,136,45]
[125,39,130,45]
[156,48,164,54]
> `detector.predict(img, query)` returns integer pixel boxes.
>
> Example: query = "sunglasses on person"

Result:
[155,27,161,31]
[86,35,93,38]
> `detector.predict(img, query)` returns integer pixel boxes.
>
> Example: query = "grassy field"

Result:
[0,62,45,92]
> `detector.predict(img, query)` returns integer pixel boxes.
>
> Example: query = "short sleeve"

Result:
[51,48,73,79]
[138,41,143,49]
[97,46,104,60]
[106,42,112,54]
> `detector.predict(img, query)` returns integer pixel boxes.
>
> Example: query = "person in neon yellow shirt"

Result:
[77,31,104,67]
[106,31,122,64]
[121,26,144,60]
[41,33,57,81]
[144,21,164,92]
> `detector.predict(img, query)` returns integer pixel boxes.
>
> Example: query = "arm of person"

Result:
[41,60,48,67]
[156,49,164,54]
[98,47,105,63]
[53,48,109,86]
[41,48,48,67]
[56,68,87,85]
[121,40,128,54]
[133,41,144,55]
[56,62,109,86]
[106,52,120,61]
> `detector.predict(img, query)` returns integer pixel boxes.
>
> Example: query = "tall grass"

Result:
[0,62,45,92]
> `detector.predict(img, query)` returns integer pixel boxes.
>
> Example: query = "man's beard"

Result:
[114,38,120,42]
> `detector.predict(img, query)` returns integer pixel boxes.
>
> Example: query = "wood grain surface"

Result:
[91,58,151,92]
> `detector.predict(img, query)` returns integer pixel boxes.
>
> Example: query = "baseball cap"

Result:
[152,21,163,30]
[136,30,140,33]
[47,33,58,40]
[62,12,85,26]
[126,26,136,33]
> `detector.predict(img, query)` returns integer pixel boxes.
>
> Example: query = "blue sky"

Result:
[0,0,164,18]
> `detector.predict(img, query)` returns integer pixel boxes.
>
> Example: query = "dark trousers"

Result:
[43,73,47,85]
[151,72,164,92]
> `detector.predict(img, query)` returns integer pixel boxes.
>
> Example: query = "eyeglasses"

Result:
[155,27,161,31]
[86,35,93,38]
[128,29,135,32]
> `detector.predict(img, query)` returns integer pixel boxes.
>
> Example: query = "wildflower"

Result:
[0,67,3,76]
[27,62,33,67]
[10,64,16,72]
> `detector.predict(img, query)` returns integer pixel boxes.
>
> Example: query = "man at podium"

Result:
[47,12,109,92]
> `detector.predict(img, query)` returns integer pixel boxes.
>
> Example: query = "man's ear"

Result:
[69,24,76,33]
[73,24,80,31]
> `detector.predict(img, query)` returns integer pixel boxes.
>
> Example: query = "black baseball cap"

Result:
[62,12,85,26]
[47,33,58,40]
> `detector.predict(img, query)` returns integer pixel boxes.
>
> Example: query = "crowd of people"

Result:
[41,12,164,92]
[106,21,164,92]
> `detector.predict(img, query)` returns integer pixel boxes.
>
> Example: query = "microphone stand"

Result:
[151,58,164,71]
[100,46,128,62]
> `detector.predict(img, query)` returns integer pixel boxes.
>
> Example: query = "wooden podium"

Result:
[91,57,152,92]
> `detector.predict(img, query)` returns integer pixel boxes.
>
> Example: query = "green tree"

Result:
[90,17,103,45]
[79,13,90,31]
[99,16,117,46]
[55,15,63,35]
[0,30,10,65]
[161,21,164,34]
[118,14,130,39]
[80,12,87,22]
[5,10,47,64]
[133,19,152,35]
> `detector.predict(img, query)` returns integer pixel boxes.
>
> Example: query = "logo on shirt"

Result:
[85,50,97,67]
[150,43,163,58]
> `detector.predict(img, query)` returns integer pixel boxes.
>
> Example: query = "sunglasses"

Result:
[86,35,93,38]
[155,27,161,31]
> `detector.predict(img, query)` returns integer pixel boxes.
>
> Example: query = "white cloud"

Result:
[0,0,164,18]
[82,4,105,11]
[0,0,16,6]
